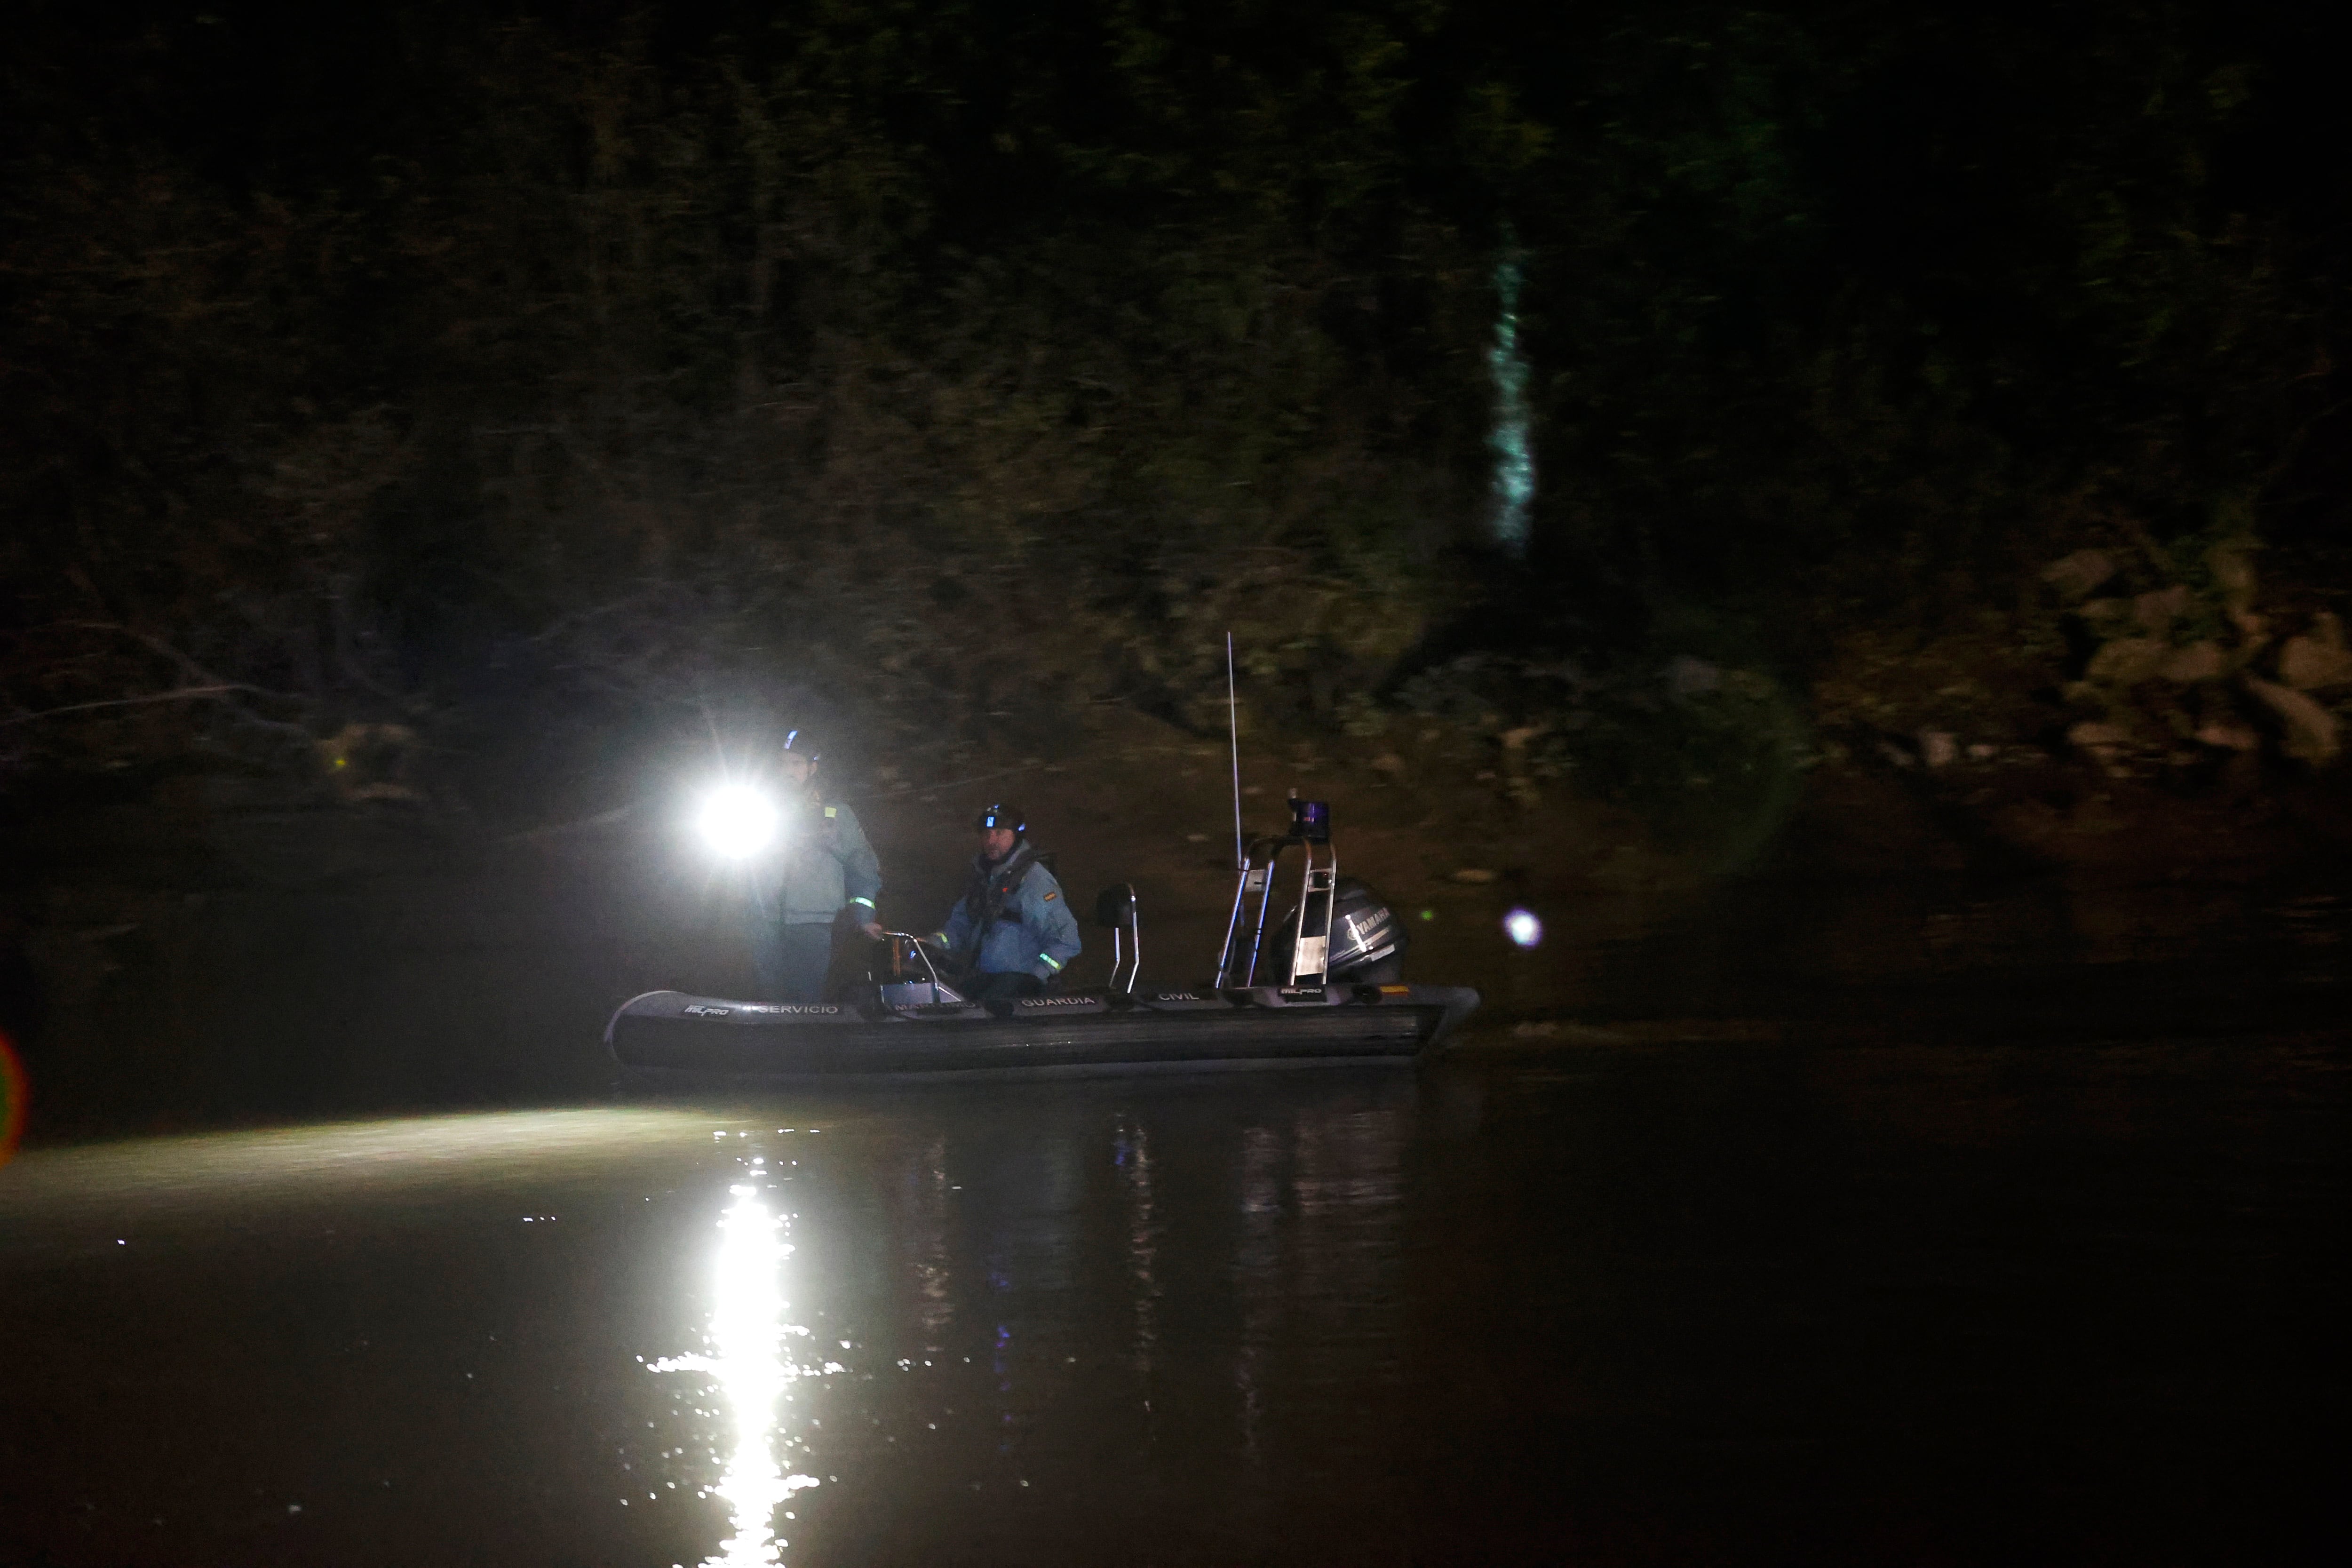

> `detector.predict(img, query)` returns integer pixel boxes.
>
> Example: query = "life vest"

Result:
[954,843,1041,964]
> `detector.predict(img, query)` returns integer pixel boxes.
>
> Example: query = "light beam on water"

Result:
[651,1181,823,1567]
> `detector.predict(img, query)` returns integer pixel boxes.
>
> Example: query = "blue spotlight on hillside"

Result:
[1503,907,1543,949]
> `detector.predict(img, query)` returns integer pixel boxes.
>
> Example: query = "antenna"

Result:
[1227,632,1245,869]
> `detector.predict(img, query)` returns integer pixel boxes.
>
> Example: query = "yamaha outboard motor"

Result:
[1269,876,1407,984]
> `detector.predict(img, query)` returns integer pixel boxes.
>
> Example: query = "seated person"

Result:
[927,803,1080,1001]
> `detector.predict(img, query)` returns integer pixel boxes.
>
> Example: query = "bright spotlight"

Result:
[1503,907,1543,949]
[697,783,781,860]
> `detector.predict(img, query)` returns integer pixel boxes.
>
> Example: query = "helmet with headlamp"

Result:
[974,802,1024,834]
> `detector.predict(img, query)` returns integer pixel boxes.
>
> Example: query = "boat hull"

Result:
[605,985,1479,1084]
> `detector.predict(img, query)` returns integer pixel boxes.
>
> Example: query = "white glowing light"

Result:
[696,785,781,860]
[1503,907,1543,949]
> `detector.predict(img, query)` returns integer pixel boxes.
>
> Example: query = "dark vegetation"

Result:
[4,0,2349,851]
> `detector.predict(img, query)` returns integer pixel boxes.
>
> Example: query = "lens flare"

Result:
[1503,907,1543,949]
[0,1032,24,1165]
[697,784,782,860]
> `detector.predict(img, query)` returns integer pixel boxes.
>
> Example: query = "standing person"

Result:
[752,729,883,1003]
[926,803,1081,1002]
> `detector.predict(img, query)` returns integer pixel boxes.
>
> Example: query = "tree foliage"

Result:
[0,0,2341,792]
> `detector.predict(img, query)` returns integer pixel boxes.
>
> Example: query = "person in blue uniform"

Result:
[926,803,1081,1001]
[753,729,883,1003]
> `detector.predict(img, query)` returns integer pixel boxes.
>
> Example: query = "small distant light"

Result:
[1419,908,1436,922]
[1503,907,1543,949]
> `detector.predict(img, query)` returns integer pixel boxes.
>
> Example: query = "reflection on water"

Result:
[650,1177,826,1568]
[1235,1123,1281,1462]
[3,1051,2345,1566]
[1114,1116,1159,1374]
[838,1090,1413,1526]
[899,1136,955,1355]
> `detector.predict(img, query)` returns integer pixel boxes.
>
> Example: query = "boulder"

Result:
[1663,655,1720,697]
[2042,549,2117,600]
[2279,613,2352,691]
[2066,720,2133,769]
[2194,719,2261,751]
[2244,676,2340,764]
[2077,597,2132,633]
[1916,729,1958,769]
[2279,637,2352,691]
[2206,537,2259,617]
[2133,584,2193,636]
[2085,637,2168,685]
[2159,641,2228,684]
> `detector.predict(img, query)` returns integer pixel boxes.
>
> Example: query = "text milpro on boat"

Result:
[604,793,1480,1084]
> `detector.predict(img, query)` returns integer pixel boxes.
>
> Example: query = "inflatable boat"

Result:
[607,796,1481,1085]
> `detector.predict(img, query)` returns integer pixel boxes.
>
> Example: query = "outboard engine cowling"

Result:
[1271,876,1407,983]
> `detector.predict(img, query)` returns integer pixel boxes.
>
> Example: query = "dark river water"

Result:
[3,1030,2346,1566]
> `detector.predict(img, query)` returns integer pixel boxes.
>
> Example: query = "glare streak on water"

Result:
[648,1181,818,1568]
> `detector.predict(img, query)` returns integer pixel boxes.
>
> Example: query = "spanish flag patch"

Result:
[1043,890,1057,900]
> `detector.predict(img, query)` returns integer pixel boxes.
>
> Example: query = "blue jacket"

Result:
[761,796,882,927]
[931,842,1082,981]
